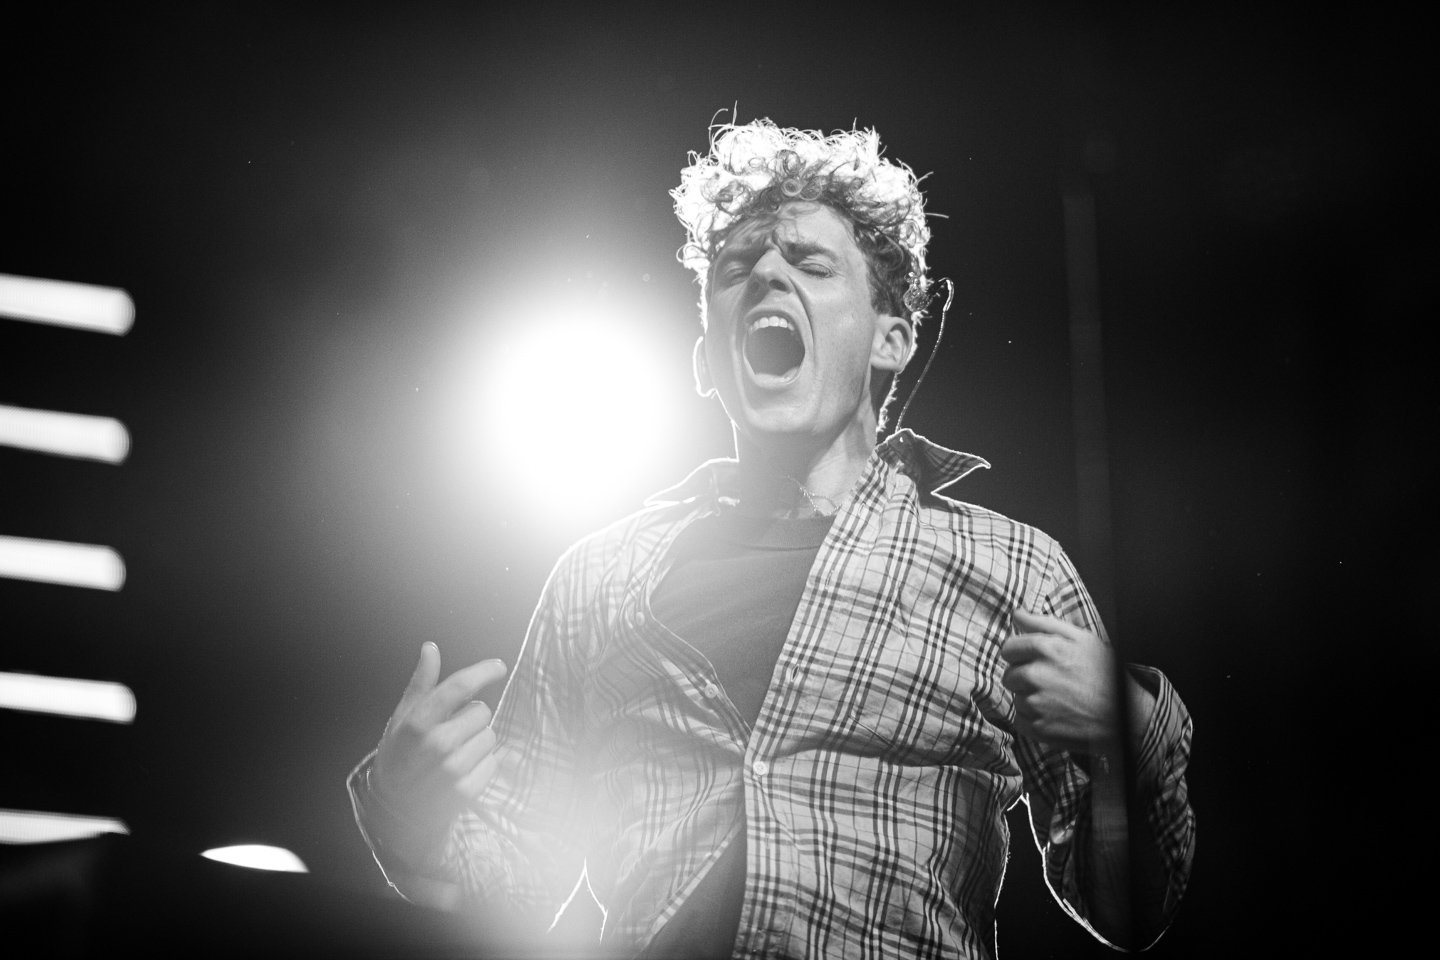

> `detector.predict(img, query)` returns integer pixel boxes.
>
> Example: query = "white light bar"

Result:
[0,671,136,723]
[0,404,130,463]
[0,809,129,844]
[201,844,309,873]
[0,535,126,590]
[0,273,134,335]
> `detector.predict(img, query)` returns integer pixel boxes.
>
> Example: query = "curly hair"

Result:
[671,117,934,328]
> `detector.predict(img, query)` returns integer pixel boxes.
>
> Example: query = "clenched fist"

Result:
[999,609,1153,755]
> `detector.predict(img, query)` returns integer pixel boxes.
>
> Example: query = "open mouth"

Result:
[743,315,805,379]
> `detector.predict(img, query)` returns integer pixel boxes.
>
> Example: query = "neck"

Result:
[733,426,876,519]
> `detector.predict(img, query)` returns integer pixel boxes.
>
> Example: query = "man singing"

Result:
[348,118,1195,958]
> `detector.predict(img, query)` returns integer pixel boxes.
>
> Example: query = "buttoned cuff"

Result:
[1048,665,1188,843]
[1126,665,1188,795]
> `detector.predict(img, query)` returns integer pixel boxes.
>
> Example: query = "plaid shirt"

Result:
[350,430,1194,959]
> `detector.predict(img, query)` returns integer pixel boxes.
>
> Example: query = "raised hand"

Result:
[372,642,510,835]
[999,609,1151,755]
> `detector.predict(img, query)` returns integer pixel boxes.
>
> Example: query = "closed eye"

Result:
[713,255,755,286]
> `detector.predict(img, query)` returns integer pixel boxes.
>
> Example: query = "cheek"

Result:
[703,335,739,389]
[820,315,879,370]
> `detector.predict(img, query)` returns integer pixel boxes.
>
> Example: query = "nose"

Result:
[747,247,793,296]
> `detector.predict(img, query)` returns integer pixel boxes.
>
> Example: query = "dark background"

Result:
[2,3,1431,956]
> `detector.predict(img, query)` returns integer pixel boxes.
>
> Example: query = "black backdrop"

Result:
[2,3,1431,956]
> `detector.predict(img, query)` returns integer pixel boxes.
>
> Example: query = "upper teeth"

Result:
[750,315,795,333]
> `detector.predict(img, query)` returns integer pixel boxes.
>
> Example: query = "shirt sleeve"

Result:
[1013,540,1196,948]
[346,544,596,930]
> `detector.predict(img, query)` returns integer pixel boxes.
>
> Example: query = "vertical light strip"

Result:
[0,809,130,844]
[0,535,126,590]
[1062,189,1118,631]
[0,404,131,463]
[0,273,135,335]
[0,672,136,723]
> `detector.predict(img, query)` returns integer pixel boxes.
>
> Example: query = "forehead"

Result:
[719,201,861,257]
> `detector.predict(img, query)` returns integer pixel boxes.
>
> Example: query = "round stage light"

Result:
[445,296,687,534]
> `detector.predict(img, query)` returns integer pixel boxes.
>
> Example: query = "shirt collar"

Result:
[644,429,990,506]
[878,428,991,494]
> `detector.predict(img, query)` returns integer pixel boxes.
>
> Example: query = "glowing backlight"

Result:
[449,304,684,530]
[0,535,126,590]
[0,273,134,335]
[201,844,309,873]
[0,404,130,463]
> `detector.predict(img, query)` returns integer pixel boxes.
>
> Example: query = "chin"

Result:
[731,407,835,450]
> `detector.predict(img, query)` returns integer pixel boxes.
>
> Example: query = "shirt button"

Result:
[703,682,722,699]
[751,760,769,777]
[1050,823,1074,845]
[787,665,802,684]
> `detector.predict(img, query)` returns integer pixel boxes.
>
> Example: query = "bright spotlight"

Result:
[201,844,309,873]
[450,301,683,531]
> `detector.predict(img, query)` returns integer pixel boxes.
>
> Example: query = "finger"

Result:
[1000,664,1038,695]
[998,633,1043,665]
[1012,696,1039,722]
[456,750,501,801]
[1013,609,1088,643]
[443,724,499,782]
[436,699,495,749]
[413,659,508,726]
[393,642,441,720]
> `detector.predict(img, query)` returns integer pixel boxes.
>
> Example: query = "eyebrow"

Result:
[777,239,835,259]
[714,234,838,270]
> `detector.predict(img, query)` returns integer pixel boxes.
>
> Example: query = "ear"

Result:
[871,314,914,374]
[692,336,717,397]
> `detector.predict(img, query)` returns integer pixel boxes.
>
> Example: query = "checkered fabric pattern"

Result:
[350,430,1194,959]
